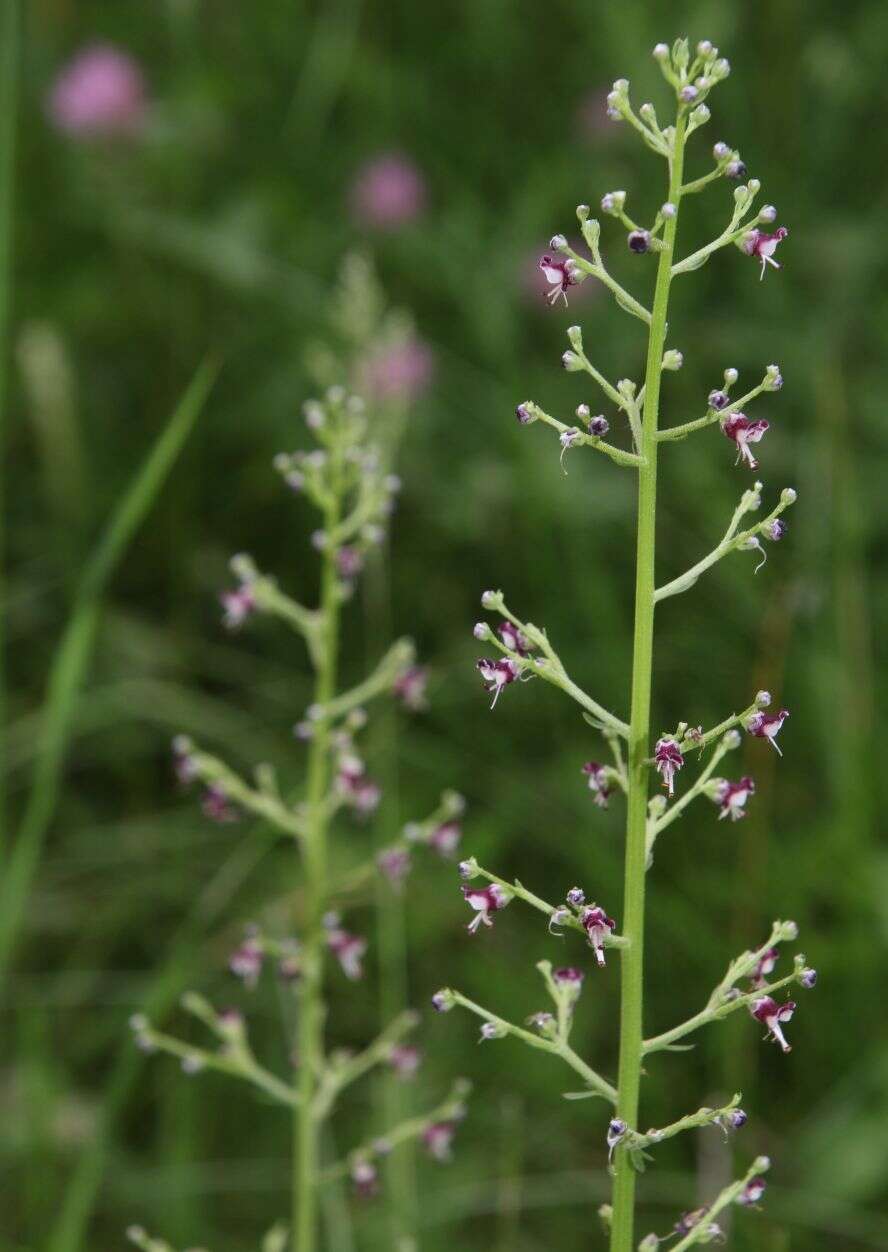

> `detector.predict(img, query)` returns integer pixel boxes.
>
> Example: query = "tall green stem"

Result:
[295,491,342,1252]
[609,114,686,1252]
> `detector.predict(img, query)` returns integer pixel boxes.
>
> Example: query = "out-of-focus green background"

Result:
[4,2,887,1249]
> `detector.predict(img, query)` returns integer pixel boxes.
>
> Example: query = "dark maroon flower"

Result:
[654,737,684,796]
[751,995,796,1053]
[581,905,617,967]
[721,413,769,469]
[628,229,651,254]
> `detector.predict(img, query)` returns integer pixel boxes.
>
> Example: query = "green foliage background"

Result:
[5,1,888,1249]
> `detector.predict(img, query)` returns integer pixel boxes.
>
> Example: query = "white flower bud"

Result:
[562,351,582,371]
[661,201,676,218]
[652,43,669,59]
[480,589,499,609]
[576,403,591,420]
[713,141,730,160]
[549,233,567,251]
[756,690,772,707]
[661,348,684,371]
[724,367,739,385]
[781,487,798,505]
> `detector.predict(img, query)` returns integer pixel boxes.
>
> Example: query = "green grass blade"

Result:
[0,358,219,993]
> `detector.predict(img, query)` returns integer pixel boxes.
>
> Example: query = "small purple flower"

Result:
[515,402,534,425]
[336,547,364,580]
[393,665,429,711]
[581,761,612,809]
[423,1121,457,1162]
[654,737,684,796]
[201,784,238,823]
[715,1108,748,1134]
[47,44,147,138]
[721,413,770,470]
[800,967,818,989]
[765,518,787,541]
[172,737,197,785]
[588,414,610,437]
[674,1210,724,1240]
[726,159,747,179]
[581,905,617,967]
[607,1117,628,1160]
[680,84,699,102]
[708,389,730,410]
[714,776,755,822]
[229,937,263,988]
[430,820,462,858]
[552,967,585,1003]
[462,883,512,934]
[498,620,532,655]
[627,229,651,254]
[566,886,586,907]
[559,427,582,469]
[750,946,779,988]
[746,708,789,756]
[377,845,412,890]
[389,1044,422,1080]
[742,226,789,280]
[350,152,426,228]
[220,582,256,630]
[351,1160,379,1198]
[336,755,382,815]
[751,995,796,1053]
[327,927,368,980]
[431,990,453,1013]
[736,1176,767,1207]
[476,657,521,708]
[539,254,578,306]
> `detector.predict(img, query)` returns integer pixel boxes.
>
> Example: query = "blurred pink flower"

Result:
[350,153,427,228]
[47,43,147,138]
[361,338,434,403]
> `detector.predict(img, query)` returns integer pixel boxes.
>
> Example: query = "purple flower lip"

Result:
[653,737,684,796]
[742,226,789,279]
[751,995,796,1053]
[581,905,617,966]
[721,413,769,469]
[462,883,511,934]
[539,254,578,306]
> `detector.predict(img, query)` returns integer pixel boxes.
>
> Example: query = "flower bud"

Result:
[481,589,499,609]
[759,204,777,224]
[575,403,591,421]
[727,160,747,180]
[576,203,590,221]
[712,57,731,79]
[724,366,739,385]
[713,140,730,160]
[652,43,669,60]
[708,389,729,410]
[479,1021,506,1041]
[661,201,676,218]
[431,989,455,1013]
[549,234,567,251]
[515,401,536,425]
[781,487,797,505]
[780,919,799,940]
[562,351,582,371]
[689,104,711,127]
[473,622,490,641]
[662,348,684,371]
[581,217,601,251]
[589,415,610,437]
[638,102,656,123]
[566,886,586,906]
[765,363,784,390]
[600,189,626,215]
[697,39,714,56]
[754,1155,772,1172]
[755,690,772,707]
[723,728,742,748]
[680,84,698,102]
[638,1237,660,1252]
[459,856,479,880]
[799,967,817,989]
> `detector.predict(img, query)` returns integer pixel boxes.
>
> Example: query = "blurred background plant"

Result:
[2,2,887,1250]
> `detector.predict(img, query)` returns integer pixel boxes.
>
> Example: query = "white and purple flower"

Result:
[229,935,263,988]
[498,621,532,655]
[745,708,789,755]
[654,737,684,796]
[327,927,368,980]
[751,995,796,1053]
[713,776,755,821]
[581,761,612,808]
[430,820,462,858]
[742,226,789,280]
[539,253,579,306]
[393,665,429,711]
[721,412,769,469]
[462,883,513,934]
[581,904,617,967]
[377,845,412,890]
[736,1175,768,1207]
[476,657,521,708]
[220,582,256,630]
[388,1044,422,1080]
[336,754,382,815]
[422,1121,457,1162]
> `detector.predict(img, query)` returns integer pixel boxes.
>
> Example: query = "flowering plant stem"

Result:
[610,112,687,1252]
[296,479,342,1252]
